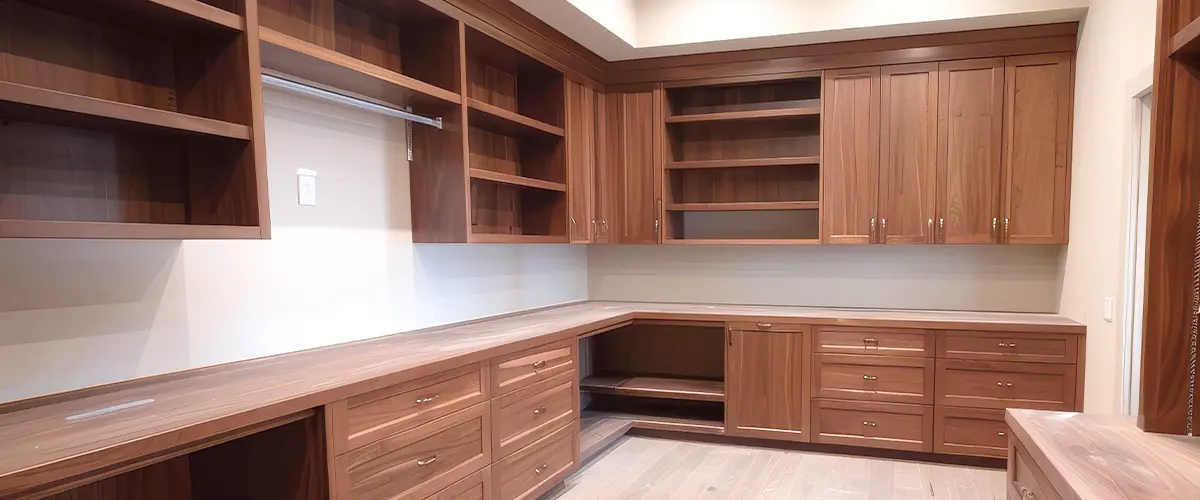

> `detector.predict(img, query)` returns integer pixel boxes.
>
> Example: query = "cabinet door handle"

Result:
[997,381,1004,386]
[533,406,547,415]
[535,463,548,474]
[601,219,609,235]
[756,323,772,329]
[1008,342,1017,348]
[927,218,934,244]
[992,217,998,242]
[939,218,945,243]
[532,360,547,369]
[416,456,437,466]
[654,199,661,236]
[880,218,887,240]
[415,394,440,404]
[863,338,878,344]
[1004,217,1010,243]
[862,375,877,381]
[870,217,877,243]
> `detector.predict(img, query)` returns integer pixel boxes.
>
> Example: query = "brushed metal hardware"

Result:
[927,218,934,244]
[992,217,998,241]
[880,218,887,239]
[870,217,877,243]
[863,338,879,344]
[863,375,878,381]
[600,219,609,235]
[1008,343,1017,348]
[655,199,662,235]
[415,395,440,404]
[997,381,1004,386]
[939,218,945,243]
[757,323,772,329]
[533,406,547,415]
[1004,216,1010,242]
[416,456,437,466]
[1006,382,1014,387]
[570,217,576,228]
[535,464,548,474]
[998,431,1007,437]
[998,342,1008,348]
[861,421,877,427]
[532,360,547,369]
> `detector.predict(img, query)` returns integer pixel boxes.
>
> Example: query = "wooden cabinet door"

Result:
[879,64,938,244]
[936,59,1004,244]
[566,79,596,243]
[1003,53,1073,244]
[822,67,880,244]
[593,88,617,243]
[605,88,661,244]
[727,328,809,441]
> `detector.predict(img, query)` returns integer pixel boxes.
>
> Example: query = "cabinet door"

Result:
[879,63,938,244]
[727,328,809,441]
[593,89,617,243]
[566,79,596,243]
[937,59,1004,244]
[1003,53,1073,244]
[822,67,880,244]
[605,89,661,244]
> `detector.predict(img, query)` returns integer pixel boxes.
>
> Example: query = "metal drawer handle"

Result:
[1008,343,1017,348]
[416,456,437,466]
[532,360,547,369]
[757,323,772,329]
[997,342,1007,348]
[861,421,877,427]
[863,338,879,344]
[863,375,878,381]
[533,405,547,415]
[535,463,548,474]
[1006,382,1014,388]
[997,381,1004,386]
[415,394,440,404]
[998,431,1007,437]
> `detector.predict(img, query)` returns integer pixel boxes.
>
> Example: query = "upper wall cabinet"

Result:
[566,79,598,243]
[880,64,938,244]
[822,68,879,244]
[938,59,1005,244]
[603,88,661,244]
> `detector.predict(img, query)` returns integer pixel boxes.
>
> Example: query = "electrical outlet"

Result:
[297,169,317,206]
[1103,297,1114,323]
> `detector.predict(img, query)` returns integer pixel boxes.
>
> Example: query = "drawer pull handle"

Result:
[863,375,877,381]
[415,394,440,404]
[997,342,1007,348]
[1006,382,1014,388]
[998,431,1007,437]
[861,421,877,427]
[533,406,547,415]
[1008,343,1018,348]
[997,381,1004,386]
[416,456,437,467]
[757,323,773,329]
[535,463,548,474]
[863,338,879,344]
[532,360,547,369]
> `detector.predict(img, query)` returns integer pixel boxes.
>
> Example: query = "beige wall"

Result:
[1059,0,1157,415]
[589,245,1065,312]
[0,89,587,404]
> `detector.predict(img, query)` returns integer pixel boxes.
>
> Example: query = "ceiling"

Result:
[509,0,1088,61]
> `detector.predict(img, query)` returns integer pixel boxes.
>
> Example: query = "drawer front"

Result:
[493,370,577,459]
[429,467,491,500]
[938,331,1079,364]
[336,403,490,500]
[495,422,577,500]
[728,321,807,333]
[937,360,1076,411]
[815,326,933,357]
[811,399,933,452]
[341,363,487,452]
[813,354,934,405]
[934,407,1008,458]
[1009,441,1063,500]
[492,340,576,396]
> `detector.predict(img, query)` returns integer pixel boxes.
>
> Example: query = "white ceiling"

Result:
[510,0,1088,61]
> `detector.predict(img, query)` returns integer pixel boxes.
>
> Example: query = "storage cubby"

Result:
[469,179,566,241]
[0,0,266,239]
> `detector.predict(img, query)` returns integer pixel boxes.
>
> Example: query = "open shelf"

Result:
[667,77,821,117]
[1171,16,1200,66]
[468,233,569,244]
[666,156,820,170]
[666,201,819,212]
[467,98,565,138]
[465,27,564,129]
[21,0,244,35]
[581,376,725,402]
[580,411,633,463]
[469,169,566,192]
[470,179,567,241]
[583,409,725,436]
[664,238,820,245]
[665,106,820,124]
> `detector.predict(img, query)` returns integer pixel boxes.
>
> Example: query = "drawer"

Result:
[334,362,488,453]
[1009,441,1062,500]
[334,403,490,500]
[811,399,933,452]
[494,422,577,500]
[493,370,577,459]
[492,340,576,396]
[813,354,934,405]
[938,331,1079,364]
[728,321,807,333]
[429,467,492,500]
[936,360,1077,411]
[934,407,1008,458]
[815,326,933,357]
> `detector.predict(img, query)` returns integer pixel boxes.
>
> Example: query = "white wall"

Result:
[1058,0,1157,414]
[0,89,587,403]
[590,245,1065,313]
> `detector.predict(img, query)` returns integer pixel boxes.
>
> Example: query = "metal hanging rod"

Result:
[261,73,443,130]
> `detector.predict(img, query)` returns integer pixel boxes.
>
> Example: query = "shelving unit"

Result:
[663,76,823,243]
[580,375,725,402]
[0,0,268,239]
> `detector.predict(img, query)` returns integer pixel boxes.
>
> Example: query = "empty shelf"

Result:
[666,201,819,212]
[466,98,565,138]
[583,410,725,436]
[580,412,633,463]
[581,376,725,402]
[470,169,567,192]
[665,157,820,170]
[666,107,820,124]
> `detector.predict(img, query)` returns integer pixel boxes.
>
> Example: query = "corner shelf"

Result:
[581,376,725,403]
[467,98,565,138]
[666,201,818,212]
[666,156,820,170]
[469,169,567,192]
[665,106,820,124]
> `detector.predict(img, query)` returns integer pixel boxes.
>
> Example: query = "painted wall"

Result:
[1058,0,1157,415]
[0,89,587,404]
[589,245,1065,313]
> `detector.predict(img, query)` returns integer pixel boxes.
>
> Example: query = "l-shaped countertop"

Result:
[0,301,1085,497]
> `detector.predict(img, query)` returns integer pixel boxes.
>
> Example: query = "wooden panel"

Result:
[260,0,334,48]
[814,326,934,357]
[188,416,327,500]
[727,321,808,333]
[592,88,617,243]
[934,406,1008,458]
[1003,53,1073,244]
[1008,440,1063,500]
[566,79,596,243]
[429,467,492,500]
[492,370,576,459]
[936,58,1004,244]
[813,354,935,405]
[491,339,575,396]
[937,331,1079,364]
[666,78,821,116]
[336,403,490,500]
[590,324,726,380]
[811,399,933,452]
[493,422,577,500]
[879,63,938,244]
[578,413,632,463]
[936,359,1076,411]
[821,67,880,244]
[667,165,818,204]
[727,328,809,441]
[606,89,661,243]
[337,362,488,453]
[667,118,820,162]
[47,456,192,500]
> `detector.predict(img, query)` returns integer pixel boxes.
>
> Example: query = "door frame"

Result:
[1119,68,1154,416]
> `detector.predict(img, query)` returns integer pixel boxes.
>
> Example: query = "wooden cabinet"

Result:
[811,399,934,452]
[937,330,1080,364]
[879,63,939,244]
[592,93,618,243]
[936,58,1006,244]
[821,67,880,244]
[1003,53,1073,244]
[934,407,1008,458]
[492,370,576,459]
[566,79,597,243]
[814,326,934,357]
[726,326,810,441]
[491,340,576,396]
[604,88,662,244]
[493,422,577,500]
[813,354,935,405]
[936,359,1077,411]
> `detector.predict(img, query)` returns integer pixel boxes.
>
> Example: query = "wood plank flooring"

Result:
[545,436,1006,500]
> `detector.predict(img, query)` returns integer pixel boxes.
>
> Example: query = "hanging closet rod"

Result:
[262,73,443,130]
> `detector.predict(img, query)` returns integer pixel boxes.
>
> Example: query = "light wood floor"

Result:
[545,436,1006,500]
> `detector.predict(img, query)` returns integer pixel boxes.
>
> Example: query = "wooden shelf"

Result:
[466,98,566,138]
[469,169,566,192]
[0,220,262,240]
[666,107,820,124]
[581,376,725,402]
[666,201,819,212]
[259,28,462,110]
[468,233,570,244]
[1171,16,1200,64]
[665,238,821,245]
[665,156,820,170]
[24,0,244,34]
[580,412,633,463]
[583,410,725,436]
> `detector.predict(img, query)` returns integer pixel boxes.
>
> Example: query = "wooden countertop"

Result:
[0,301,1083,497]
[1006,409,1200,500]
